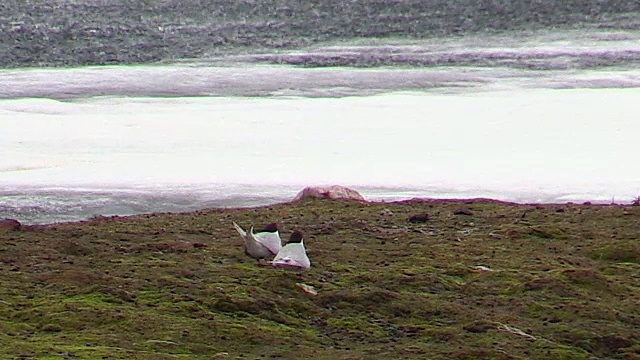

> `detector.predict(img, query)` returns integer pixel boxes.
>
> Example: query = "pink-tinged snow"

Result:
[2,88,639,204]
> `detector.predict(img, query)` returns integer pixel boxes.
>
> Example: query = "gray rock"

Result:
[0,218,22,231]
[292,185,365,202]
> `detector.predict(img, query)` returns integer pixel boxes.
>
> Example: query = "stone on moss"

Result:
[292,185,365,202]
[0,218,21,231]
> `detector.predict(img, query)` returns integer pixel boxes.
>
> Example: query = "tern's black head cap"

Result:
[258,222,278,233]
[288,230,304,243]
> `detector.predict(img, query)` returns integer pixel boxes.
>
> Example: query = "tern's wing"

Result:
[252,230,282,255]
[244,227,273,259]
[273,243,310,269]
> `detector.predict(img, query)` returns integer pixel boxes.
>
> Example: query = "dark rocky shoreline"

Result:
[1,0,639,68]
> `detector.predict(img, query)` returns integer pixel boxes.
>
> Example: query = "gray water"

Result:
[2,29,640,100]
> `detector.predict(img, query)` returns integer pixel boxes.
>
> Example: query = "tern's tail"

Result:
[232,222,246,237]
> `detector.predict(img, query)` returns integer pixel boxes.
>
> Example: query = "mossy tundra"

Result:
[1,198,639,359]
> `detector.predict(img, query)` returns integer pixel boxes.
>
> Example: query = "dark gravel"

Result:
[1,0,639,68]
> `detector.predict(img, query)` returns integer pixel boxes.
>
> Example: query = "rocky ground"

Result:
[1,198,639,358]
[1,0,639,67]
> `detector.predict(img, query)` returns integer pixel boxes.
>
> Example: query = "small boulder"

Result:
[408,213,429,223]
[463,320,496,333]
[453,208,473,216]
[292,185,365,202]
[0,218,21,231]
[598,335,633,351]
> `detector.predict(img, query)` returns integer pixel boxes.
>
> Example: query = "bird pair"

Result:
[232,222,311,270]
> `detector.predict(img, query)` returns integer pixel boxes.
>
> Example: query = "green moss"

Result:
[593,241,640,263]
[544,346,590,360]
[0,199,639,358]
